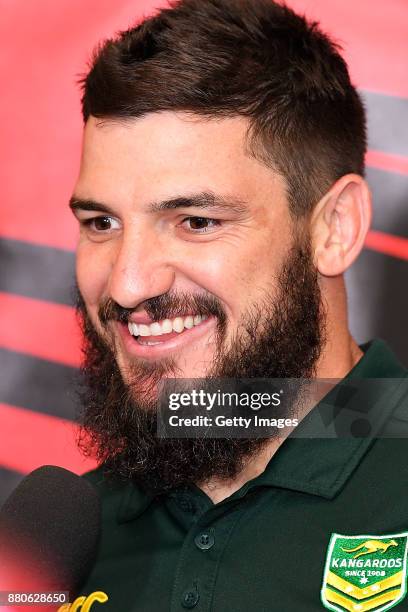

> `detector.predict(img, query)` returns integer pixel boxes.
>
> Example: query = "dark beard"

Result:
[76,233,325,495]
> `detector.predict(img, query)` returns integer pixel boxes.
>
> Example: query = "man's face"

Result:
[73,113,298,383]
[72,112,324,490]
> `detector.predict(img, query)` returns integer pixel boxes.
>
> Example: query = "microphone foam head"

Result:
[0,465,101,594]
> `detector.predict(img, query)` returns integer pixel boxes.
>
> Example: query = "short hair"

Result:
[81,0,367,216]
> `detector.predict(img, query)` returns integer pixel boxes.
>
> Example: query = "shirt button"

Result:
[181,588,200,608]
[194,531,215,550]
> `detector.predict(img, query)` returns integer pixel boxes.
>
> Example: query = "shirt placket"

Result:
[168,490,249,612]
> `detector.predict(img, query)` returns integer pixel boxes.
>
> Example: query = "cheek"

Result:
[178,243,271,316]
[179,247,237,303]
[76,244,110,312]
[187,235,288,318]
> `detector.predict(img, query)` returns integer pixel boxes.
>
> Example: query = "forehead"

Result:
[76,112,286,209]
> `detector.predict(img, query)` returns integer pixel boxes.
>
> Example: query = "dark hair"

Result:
[81,0,367,216]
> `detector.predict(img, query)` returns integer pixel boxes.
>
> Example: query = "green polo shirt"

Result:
[80,339,408,611]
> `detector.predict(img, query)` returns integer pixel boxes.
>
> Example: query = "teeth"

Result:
[162,319,173,334]
[150,322,162,336]
[184,316,194,329]
[172,317,184,333]
[128,322,139,336]
[128,314,208,338]
[138,324,150,337]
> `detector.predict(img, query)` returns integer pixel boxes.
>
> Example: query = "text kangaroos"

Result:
[341,539,398,559]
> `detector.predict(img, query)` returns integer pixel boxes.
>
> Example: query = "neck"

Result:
[198,277,363,504]
[198,438,285,504]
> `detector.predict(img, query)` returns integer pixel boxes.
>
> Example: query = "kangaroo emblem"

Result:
[341,539,398,559]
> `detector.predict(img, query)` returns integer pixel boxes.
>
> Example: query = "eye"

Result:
[81,216,120,232]
[181,217,221,233]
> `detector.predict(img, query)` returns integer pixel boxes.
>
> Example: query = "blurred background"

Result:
[1,0,407,505]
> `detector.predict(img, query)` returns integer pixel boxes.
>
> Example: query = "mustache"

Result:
[98,291,227,328]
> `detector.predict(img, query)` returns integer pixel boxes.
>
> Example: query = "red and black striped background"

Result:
[1,0,407,505]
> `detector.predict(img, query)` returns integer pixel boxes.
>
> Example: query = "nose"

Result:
[107,226,175,309]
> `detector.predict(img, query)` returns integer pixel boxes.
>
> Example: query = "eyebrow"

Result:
[69,191,249,216]
[69,197,116,216]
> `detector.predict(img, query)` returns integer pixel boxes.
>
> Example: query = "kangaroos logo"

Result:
[321,532,408,611]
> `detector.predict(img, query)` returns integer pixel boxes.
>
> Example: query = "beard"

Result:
[76,232,325,495]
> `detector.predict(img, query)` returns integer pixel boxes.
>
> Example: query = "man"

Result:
[69,0,408,610]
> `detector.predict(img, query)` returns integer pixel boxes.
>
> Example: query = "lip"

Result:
[116,316,217,360]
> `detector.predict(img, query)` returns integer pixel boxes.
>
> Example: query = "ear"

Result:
[311,174,372,277]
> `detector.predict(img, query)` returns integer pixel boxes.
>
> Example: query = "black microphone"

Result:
[0,465,101,601]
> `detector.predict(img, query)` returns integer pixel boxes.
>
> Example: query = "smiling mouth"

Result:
[127,314,209,346]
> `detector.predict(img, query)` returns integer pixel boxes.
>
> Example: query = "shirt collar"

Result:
[117,339,408,522]
[117,481,156,523]
[246,339,408,499]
